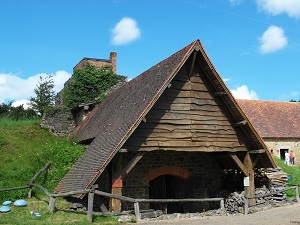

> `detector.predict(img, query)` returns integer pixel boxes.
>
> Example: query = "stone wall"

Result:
[121,151,225,212]
[40,107,76,137]
[265,138,300,164]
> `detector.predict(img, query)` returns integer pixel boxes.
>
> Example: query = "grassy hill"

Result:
[0,119,86,201]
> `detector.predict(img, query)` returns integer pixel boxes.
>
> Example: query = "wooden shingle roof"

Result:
[55,40,276,194]
[237,99,300,138]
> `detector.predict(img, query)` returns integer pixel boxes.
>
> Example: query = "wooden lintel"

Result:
[120,152,146,179]
[227,152,247,176]
[214,91,227,97]
[249,149,265,154]
[234,120,247,127]
[252,154,262,169]
[188,51,197,78]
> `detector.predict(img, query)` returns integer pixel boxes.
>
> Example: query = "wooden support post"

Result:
[87,191,95,222]
[295,186,300,203]
[49,196,56,212]
[110,153,123,212]
[244,153,256,206]
[134,202,141,222]
[244,197,249,215]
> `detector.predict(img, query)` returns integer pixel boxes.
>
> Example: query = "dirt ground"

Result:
[138,203,300,225]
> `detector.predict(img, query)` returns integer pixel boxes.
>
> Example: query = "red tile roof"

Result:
[237,100,300,138]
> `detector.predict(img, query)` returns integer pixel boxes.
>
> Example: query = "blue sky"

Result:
[1,0,300,107]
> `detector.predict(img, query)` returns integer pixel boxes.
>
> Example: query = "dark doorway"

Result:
[149,175,186,213]
[280,149,289,160]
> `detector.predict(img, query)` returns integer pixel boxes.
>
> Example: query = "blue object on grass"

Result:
[287,175,292,182]
[3,200,12,206]
[0,205,11,212]
[14,199,27,207]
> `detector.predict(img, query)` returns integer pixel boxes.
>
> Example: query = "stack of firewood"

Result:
[256,167,288,203]
[224,191,245,212]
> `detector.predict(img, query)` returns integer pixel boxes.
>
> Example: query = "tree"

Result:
[63,64,122,109]
[29,75,55,118]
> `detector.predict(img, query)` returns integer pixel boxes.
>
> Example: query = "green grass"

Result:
[0,197,119,225]
[0,119,120,224]
[274,157,300,197]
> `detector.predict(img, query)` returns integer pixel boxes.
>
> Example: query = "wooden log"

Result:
[0,185,31,192]
[29,161,51,184]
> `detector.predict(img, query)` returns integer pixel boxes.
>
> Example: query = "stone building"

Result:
[55,40,276,213]
[237,100,300,164]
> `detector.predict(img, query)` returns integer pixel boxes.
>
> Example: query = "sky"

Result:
[1,0,300,108]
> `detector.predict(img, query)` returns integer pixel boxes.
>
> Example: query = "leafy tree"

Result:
[29,75,55,118]
[0,101,38,120]
[63,64,122,109]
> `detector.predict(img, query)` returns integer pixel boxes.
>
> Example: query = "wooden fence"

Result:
[1,162,299,222]
[0,162,224,222]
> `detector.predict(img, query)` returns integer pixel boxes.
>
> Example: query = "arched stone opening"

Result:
[147,166,191,213]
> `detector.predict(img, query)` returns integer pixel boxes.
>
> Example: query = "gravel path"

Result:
[137,204,300,225]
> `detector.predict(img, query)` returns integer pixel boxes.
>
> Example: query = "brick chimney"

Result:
[110,52,117,74]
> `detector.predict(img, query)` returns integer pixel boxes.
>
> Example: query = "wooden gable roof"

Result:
[237,99,300,139]
[55,40,276,194]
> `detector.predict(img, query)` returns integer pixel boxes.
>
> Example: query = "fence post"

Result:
[87,191,95,222]
[134,202,141,222]
[244,197,248,215]
[220,199,224,210]
[28,187,32,198]
[295,186,300,203]
[49,196,56,212]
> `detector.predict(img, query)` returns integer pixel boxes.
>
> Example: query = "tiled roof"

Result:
[55,40,276,195]
[237,100,300,138]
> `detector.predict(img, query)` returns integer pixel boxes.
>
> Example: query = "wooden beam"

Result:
[244,152,256,206]
[252,154,262,169]
[249,149,265,154]
[227,152,247,175]
[120,152,146,179]
[188,51,197,79]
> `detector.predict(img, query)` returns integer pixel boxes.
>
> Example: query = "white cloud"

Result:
[230,0,244,6]
[231,85,259,100]
[259,26,288,54]
[256,0,300,19]
[0,71,71,108]
[112,17,141,45]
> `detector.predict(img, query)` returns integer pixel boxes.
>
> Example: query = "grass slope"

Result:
[0,119,119,224]
[0,119,86,201]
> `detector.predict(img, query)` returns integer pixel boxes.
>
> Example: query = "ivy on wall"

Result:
[63,64,124,109]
